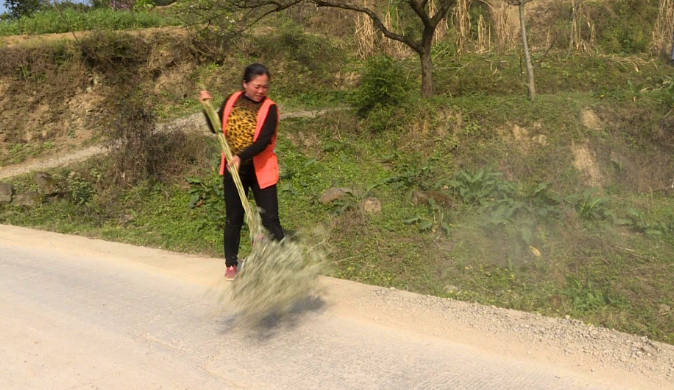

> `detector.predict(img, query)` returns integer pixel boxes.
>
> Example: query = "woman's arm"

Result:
[237,104,278,161]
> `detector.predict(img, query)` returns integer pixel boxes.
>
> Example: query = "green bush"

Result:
[351,55,409,117]
[67,175,95,205]
[0,7,181,36]
[365,103,401,133]
[589,0,659,54]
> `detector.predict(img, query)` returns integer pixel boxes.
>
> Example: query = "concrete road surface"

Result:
[0,225,671,390]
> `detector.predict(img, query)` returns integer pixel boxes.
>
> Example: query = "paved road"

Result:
[0,226,650,390]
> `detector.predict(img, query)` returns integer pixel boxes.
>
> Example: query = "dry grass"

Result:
[429,0,450,46]
[493,0,518,52]
[353,0,411,59]
[451,0,472,53]
[476,14,492,53]
[382,2,410,58]
[568,0,596,53]
[651,0,674,57]
[355,0,377,59]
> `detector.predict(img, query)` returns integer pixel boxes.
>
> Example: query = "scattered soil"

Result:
[572,144,603,187]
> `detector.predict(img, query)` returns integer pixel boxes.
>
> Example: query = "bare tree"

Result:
[185,0,455,98]
[180,0,303,39]
[313,0,454,98]
[505,0,535,100]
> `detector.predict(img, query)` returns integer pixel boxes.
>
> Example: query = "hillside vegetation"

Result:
[1,1,673,343]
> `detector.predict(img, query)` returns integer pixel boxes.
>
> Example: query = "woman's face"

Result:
[243,74,269,102]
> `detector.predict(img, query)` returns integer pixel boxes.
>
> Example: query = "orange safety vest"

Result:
[219,91,280,190]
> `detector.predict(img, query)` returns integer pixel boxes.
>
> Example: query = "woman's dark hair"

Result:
[243,63,271,83]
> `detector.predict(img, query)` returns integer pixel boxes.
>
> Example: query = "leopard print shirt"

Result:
[225,96,262,156]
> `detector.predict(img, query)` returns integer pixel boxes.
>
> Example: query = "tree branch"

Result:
[430,0,454,28]
[313,0,422,52]
[407,0,432,29]
[533,33,557,70]
[225,0,303,10]
[503,0,536,5]
[187,0,304,40]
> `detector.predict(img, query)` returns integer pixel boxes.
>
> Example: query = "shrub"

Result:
[351,55,408,117]
[590,0,659,54]
[0,7,180,36]
[107,91,216,186]
[365,103,402,133]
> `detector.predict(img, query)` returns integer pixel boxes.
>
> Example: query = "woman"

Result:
[200,63,284,280]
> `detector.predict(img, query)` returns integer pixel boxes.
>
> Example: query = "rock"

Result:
[35,172,59,196]
[0,183,13,204]
[319,187,356,204]
[360,197,381,214]
[14,192,40,207]
[658,304,671,315]
[642,344,657,355]
[0,133,7,143]
[411,190,453,208]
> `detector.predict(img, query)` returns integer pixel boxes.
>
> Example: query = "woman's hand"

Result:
[228,156,241,172]
[199,90,212,102]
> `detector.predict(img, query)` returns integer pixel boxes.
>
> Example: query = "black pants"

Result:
[224,162,284,267]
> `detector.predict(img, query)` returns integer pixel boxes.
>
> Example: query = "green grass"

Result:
[0,8,181,36]
[0,141,56,166]
[2,92,673,344]
[428,52,673,98]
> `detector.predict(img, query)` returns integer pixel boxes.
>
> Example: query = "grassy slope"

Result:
[0,23,349,166]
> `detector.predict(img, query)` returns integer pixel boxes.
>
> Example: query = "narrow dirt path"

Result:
[0,107,345,180]
[1,225,673,389]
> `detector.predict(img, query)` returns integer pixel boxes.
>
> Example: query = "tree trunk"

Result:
[420,48,433,98]
[519,2,536,101]
[130,1,136,26]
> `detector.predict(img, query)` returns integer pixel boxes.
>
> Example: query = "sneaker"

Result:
[224,265,237,281]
